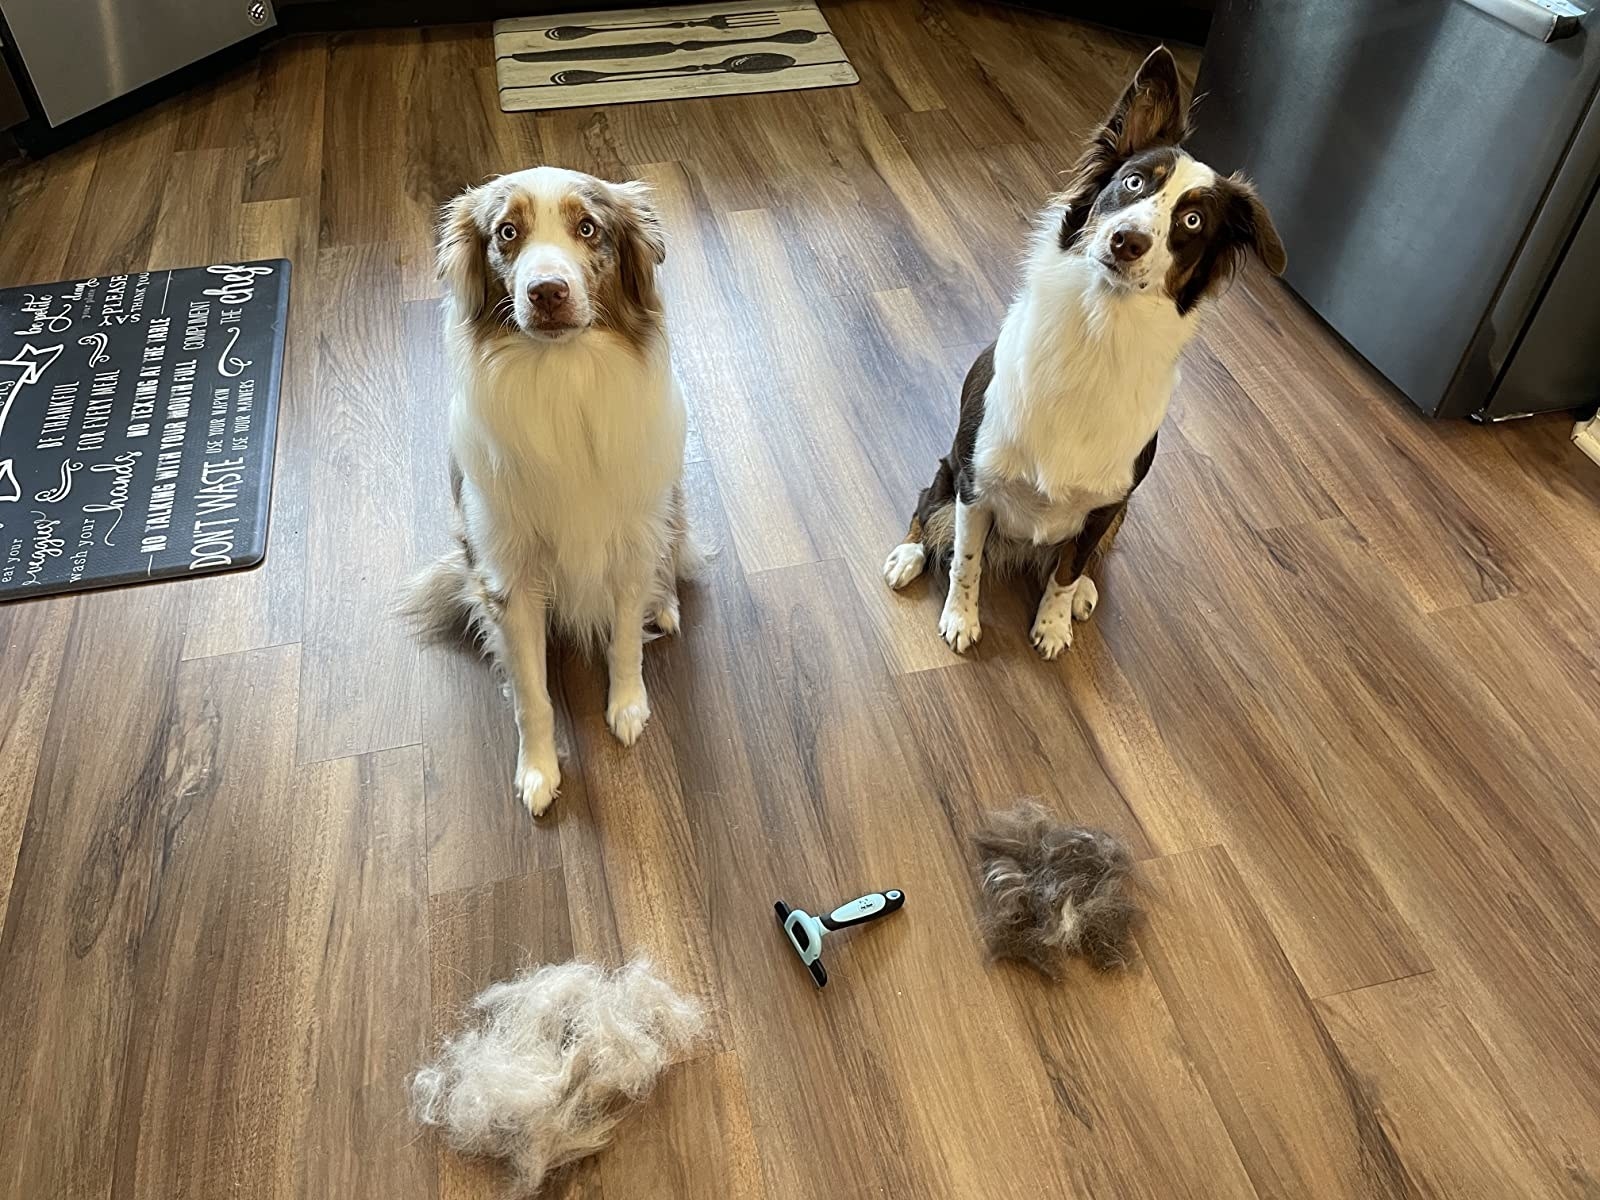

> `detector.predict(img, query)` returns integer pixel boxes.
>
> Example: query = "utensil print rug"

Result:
[493,0,857,112]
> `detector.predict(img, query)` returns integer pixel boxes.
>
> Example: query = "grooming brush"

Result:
[773,889,905,988]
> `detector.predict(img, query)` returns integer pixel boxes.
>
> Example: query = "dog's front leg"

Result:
[605,573,652,746]
[502,586,561,815]
[939,498,991,653]
[1031,502,1119,660]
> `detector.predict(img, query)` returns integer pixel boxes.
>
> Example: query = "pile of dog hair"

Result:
[411,959,704,1196]
[971,800,1140,977]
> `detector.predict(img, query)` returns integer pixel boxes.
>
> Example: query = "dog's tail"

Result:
[395,544,489,645]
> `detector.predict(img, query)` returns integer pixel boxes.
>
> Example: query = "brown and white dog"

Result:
[883,48,1285,658]
[405,166,696,816]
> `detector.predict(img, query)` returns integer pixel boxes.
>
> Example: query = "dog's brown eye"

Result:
[1182,211,1202,231]
[497,222,518,242]
[577,218,596,239]
[1124,174,1144,193]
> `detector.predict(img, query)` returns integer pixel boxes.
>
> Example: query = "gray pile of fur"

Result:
[972,801,1139,977]
[411,959,705,1195]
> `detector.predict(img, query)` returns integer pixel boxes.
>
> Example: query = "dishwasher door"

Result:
[0,0,276,127]
[1191,0,1600,417]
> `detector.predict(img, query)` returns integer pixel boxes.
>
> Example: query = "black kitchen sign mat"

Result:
[0,260,289,601]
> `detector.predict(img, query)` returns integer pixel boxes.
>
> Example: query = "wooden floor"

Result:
[4,4,1600,1197]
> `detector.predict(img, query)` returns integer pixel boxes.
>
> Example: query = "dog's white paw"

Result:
[1030,605,1074,660]
[883,542,927,590]
[606,684,652,746]
[515,749,561,817]
[1071,576,1099,622]
[939,598,982,653]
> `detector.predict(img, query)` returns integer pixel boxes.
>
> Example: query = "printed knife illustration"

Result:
[510,27,821,62]
[547,52,801,85]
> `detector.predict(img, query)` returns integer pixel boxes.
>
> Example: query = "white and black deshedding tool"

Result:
[972,801,1139,977]
[410,959,705,1196]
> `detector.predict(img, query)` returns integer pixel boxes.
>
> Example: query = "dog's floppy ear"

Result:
[1055,46,1188,247]
[1226,174,1287,275]
[438,181,495,321]
[606,178,667,311]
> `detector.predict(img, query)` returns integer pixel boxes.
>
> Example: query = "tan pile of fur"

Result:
[411,959,705,1195]
[972,801,1139,977]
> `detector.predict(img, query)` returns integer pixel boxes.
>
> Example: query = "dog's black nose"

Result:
[1110,229,1151,263]
[528,277,570,308]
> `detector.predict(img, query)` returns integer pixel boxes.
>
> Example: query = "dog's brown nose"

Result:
[1110,229,1151,263]
[528,277,570,309]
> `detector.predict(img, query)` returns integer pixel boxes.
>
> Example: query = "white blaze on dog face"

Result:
[1082,150,1214,293]
[438,166,667,346]
[1048,46,1286,314]
[485,168,598,338]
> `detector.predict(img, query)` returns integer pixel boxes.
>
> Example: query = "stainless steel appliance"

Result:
[0,0,276,128]
[1192,0,1600,419]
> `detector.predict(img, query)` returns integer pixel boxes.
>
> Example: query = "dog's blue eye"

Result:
[578,219,596,239]
[1124,175,1143,192]
[1183,211,1202,231]
[497,223,518,242]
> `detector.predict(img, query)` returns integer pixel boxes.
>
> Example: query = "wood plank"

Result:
[638,163,820,574]
[596,1052,766,1200]
[404,26,503,299]
[146,149,248,268]
[60,102,181,278]
[297,243,420,762]
[1317,974,1566,1200]
[1138,847,1415,1200]
[555,638,728,1044]
[1170,339,1343,531]
[246,36,329,204]
[713,205,971,673]
[292,747,436,1199]
[0,598,72,922]
[0,137,101,286]
[1001,960,1260,1200]
[174,59,262,152]
[107,646,304,1197]
[0,581,191,1200]
[893,659,1156,857]
[319,28,431,292]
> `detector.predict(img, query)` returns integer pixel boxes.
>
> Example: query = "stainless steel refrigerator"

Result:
[0,0,276,129]
[1192,0,1600,419]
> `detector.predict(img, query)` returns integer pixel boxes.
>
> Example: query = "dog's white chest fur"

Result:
[976,256,1186,545]
[450,330,685,626]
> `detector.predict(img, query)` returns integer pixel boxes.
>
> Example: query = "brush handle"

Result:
[821,889,904,930]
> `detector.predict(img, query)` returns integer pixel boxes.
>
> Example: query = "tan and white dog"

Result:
[406,166,697,816]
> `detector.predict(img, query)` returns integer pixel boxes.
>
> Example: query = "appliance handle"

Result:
[1459,0,1584,41]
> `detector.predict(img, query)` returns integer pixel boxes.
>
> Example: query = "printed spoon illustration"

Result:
[542,12,778,39]
[510,28,820,62]
[549,52,798,85]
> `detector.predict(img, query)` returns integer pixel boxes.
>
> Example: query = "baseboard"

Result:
[1575,416,1600,468]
